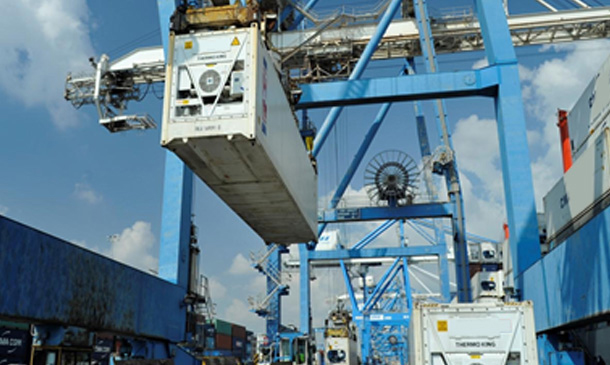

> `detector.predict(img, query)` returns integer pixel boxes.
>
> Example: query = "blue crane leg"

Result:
[475,0,541,285]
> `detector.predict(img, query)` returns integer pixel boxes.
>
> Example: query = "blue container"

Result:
[0,328,30,362]
[232,337,245,355]
[205,336,215,350]
[203,324,216,338]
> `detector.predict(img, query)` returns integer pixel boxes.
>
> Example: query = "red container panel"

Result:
[216,333,232,350]
[231,324,246,339]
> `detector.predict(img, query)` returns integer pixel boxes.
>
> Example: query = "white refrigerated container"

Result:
[544,128,610,241]
[471,271,504,301]
[161,26,317,244]
[568,54,610,161]
[409,302,538,365]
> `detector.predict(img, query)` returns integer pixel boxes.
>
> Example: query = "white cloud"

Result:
[520,40,610,209]
[224,299,264,331]
[0,205,8,215]
[107,221,158,273]
[229,253,253,275]
[73,182,103,204]
[451,114,506,238]
[0,0,95,128]
[454,40,610,238]
[209,277,227,299]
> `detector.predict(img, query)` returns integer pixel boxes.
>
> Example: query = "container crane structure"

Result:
[0,0,609,365]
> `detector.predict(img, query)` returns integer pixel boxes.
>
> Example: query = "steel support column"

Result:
[299,245,311,335]
[475,0,541,289]
[413,0,470,302]
[311,0,403,157]
[266,246,282,339]
[158,1,195,289]
[408,58,451,302]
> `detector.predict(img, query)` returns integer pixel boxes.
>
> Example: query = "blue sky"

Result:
[1,0,610,333]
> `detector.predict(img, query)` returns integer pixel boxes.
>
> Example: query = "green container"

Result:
[212,319,233,336]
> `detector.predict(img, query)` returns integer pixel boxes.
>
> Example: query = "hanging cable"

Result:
[106,28,161,58]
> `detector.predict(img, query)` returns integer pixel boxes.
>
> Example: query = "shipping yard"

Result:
[2,0,610,364]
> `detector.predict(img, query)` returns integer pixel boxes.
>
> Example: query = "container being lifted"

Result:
[409,302,539,365]
[161,25,317,244]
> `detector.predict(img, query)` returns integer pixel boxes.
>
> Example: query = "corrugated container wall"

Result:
[216,333,232,350]
[232,324,246,339]
[544,128,610,241]
[161,26,317,244]
[0,327,31,365]
[232,337,245,355]
[568,54,610,161]
[212,319,233,336]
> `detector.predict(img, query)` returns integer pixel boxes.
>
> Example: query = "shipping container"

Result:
[0,327,31,365]
[212,319,233,336]
[544,128,610,241]
[409,302,538,365]
[92,336,113,365]
[471,271,504,301]
[325,336,358,365]
[203,323,216,338]
[205,336,215,350]
[161,25,317,244]
[568,54,610,160]
[232,337,245,356]
[231,324,246,339]
[216,333,232,350]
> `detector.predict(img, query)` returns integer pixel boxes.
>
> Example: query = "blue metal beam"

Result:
[318,100,396,236]
[299,245,311,335]
[412,0,468,302]
[362,259,401,312]
[339,261,360,315]
[297,68,499,109]
[412,219,499,244]
[475,0,541,284]
[401,257,413,314]
[311,0,403,157]
[307,246,446,260]
[288,0,319,30]
[159,153,193,288]
[266,246,282,340]
[318,203,454,223]
[157,0,194,290]
[352,220,398,250]
[0,216,186,341]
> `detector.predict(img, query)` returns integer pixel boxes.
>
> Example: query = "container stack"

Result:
[246,331,255,360]
[213,319,233,351]
[0,322,31,365]
[203,318,252,361]
[203,323,216,350]
[231,324,246,357]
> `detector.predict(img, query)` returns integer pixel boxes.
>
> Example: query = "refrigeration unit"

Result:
[409,302,539,365]
[471,270,504,301]
[161,25,317,244]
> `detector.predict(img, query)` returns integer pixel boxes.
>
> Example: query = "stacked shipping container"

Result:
[204,318,250,360]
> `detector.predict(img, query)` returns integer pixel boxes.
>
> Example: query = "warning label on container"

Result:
[454,341,497,348]
[437,320,448,332]
[231,37,240,46]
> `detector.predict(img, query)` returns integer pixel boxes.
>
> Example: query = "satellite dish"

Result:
[364,150,419,207]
